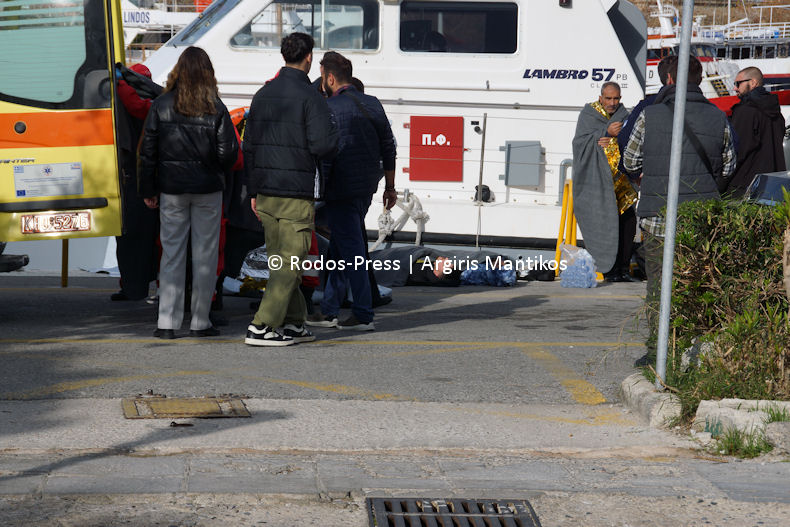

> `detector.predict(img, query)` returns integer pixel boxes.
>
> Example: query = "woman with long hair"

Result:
[138,46,238,339]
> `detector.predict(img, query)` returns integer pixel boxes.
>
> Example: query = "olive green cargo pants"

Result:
[251,195,314,329]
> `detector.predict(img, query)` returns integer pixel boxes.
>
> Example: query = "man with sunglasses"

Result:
[727,67,786,198]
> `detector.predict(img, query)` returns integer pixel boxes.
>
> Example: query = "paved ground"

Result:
[1,271,789,526]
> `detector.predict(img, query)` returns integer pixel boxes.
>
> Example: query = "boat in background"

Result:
[648,0,790,93]
[646,0,739,97]
[122,0,202,63]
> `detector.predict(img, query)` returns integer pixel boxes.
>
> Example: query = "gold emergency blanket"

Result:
[591,101,638,215]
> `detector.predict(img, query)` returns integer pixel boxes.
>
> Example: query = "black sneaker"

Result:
[281,324,316,343]
[338,315,375,331]
[245,324,295,347]
[189,326,220,337]
[305,312,339,328]
[153,328,176,339]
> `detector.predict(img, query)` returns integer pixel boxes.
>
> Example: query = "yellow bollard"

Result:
[554,180,578,276]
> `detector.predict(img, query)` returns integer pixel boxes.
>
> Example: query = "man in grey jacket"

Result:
[243,32,339,347]
[622,55,735,365]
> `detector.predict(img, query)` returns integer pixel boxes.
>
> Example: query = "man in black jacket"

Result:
[305,51,396,331]
[727,66,786,198]
[243,32,339,347]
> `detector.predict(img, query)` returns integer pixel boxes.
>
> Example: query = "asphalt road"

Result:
[2,271,789,526]
[0,273,644,405]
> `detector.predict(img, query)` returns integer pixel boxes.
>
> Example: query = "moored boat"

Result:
[143,0,648,248]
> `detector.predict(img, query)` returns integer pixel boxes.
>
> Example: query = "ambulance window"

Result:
[400,2,517,54]
[0,0,109,109]
[231,0,379,50]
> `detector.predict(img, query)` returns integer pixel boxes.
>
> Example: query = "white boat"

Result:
[143,0,648,247]
[122,0,200,63]
[645,0,739,97]
[648,1,790,92]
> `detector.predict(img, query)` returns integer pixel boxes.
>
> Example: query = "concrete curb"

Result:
[692,399,790,448]
[618,373,682,428]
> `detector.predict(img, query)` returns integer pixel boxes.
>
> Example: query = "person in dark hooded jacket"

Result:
[112,63,161,302]
[727,66,786,198]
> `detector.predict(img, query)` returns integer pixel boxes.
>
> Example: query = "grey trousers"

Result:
[158,191,222,331]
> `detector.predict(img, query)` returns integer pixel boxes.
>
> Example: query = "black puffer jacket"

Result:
[138,91,238,197]
[243,67,338,199]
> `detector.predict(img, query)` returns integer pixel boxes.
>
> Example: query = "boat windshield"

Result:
[230,0,380,50]
[646,46,677,61]
[692,44,717,58]
[168,0,241,46]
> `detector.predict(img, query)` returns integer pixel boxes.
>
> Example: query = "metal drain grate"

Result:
[367,498,542,527]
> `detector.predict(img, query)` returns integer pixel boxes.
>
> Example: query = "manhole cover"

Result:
[367,498,541,527]
[122,396,250,419]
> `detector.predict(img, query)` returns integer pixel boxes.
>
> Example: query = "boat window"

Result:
[170,0,241,46]
[400,1,517,54]
[765,45,776,59]
[691,44,713,58]
[779,44,789,58]
[0,0,105,107]
[230,0,379,50]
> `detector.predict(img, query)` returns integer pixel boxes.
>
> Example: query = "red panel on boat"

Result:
[408,116,464,182]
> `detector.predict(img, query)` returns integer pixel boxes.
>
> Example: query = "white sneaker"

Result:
[245,324,295,346]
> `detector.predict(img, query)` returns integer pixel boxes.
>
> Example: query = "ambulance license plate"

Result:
[21,211,91,234]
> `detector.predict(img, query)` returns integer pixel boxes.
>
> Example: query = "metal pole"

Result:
[61,239,69,288]
[475,112,488,249]
[655,0,695,391]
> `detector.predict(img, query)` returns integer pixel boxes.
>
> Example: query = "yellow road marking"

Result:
[0,339,615,409]
[457,407,635,426]
[543,294,644,299]
[0,338,644,346]
[524,348,606,405]
[0,337,242,347]
[387,343,502,357]
[1,369,624,426]
[2,370,215,400]
[264,379,411,401]
[332,340,643,348]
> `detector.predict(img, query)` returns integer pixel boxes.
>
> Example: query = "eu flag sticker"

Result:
[16,190,26,197]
